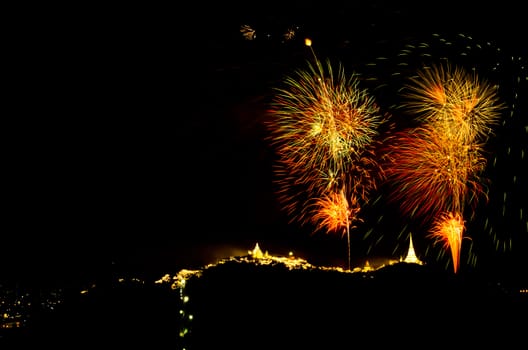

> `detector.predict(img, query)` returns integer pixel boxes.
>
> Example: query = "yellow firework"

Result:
[403,63,504,143]
[267,53,387,230]
[266,50,387,269]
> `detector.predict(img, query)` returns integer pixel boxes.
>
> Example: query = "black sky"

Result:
[4,2,526,283]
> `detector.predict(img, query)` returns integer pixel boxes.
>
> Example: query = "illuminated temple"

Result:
[401,234,423,265]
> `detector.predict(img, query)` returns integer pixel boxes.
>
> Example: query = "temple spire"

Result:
[403,234,423,265]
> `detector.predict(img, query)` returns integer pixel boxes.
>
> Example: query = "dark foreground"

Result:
[1,261,526,348]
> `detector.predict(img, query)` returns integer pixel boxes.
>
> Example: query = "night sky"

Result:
[4,2,526,283]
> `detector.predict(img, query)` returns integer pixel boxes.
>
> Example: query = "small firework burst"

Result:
[428,212,466,273]
[283,27,297,41]
[240,24,256,40]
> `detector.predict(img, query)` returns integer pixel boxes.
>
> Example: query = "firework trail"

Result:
[266,49,388,268]
[359,32,527,270]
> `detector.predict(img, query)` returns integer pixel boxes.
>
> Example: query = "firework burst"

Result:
[311,189,360,234]
[266,50,388,268]
[383,62,505,272]
[360,32,527,270]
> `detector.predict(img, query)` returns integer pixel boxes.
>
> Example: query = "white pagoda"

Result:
[402,234,423,265]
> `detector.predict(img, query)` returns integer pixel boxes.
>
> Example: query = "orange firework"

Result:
[311,188,361,270]
[428,212,466,273]
[311,189,358,234]
[384,125,488,223]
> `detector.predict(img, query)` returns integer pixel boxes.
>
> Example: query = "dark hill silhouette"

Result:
[178,259,526,349]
